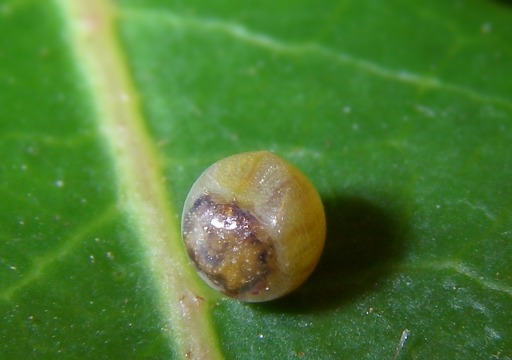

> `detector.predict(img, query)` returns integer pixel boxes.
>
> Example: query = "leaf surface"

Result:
[1,0,511,359]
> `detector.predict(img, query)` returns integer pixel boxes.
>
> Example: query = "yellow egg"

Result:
[181,151,326,302]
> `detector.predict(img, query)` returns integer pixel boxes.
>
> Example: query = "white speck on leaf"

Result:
[394,328,410,360]
[415,104,436,118]
[485,326,501,340]
[481,22,492,34]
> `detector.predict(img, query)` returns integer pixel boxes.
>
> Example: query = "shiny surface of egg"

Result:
[181,151,326,302]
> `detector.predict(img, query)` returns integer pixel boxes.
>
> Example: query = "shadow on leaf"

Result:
[256,193,408,313]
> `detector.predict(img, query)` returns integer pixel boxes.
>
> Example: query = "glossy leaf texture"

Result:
[1,0,511,359]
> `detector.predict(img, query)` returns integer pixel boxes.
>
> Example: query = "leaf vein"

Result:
[414,261,512,297]
[0,205,118,301]
[122,8,512,111]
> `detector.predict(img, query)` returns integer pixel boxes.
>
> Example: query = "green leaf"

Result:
[1,0,511,359]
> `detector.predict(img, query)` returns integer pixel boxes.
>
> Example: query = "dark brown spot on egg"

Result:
[182,195,275,297]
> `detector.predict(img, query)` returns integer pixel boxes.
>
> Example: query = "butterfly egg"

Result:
[181,151,326,302]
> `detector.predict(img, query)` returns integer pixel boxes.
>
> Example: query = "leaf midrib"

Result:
[55,0,223,358]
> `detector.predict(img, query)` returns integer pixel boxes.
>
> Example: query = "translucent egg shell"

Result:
[181,151,326,302]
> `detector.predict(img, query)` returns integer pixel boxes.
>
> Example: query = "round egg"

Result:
[181,151,326,302]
